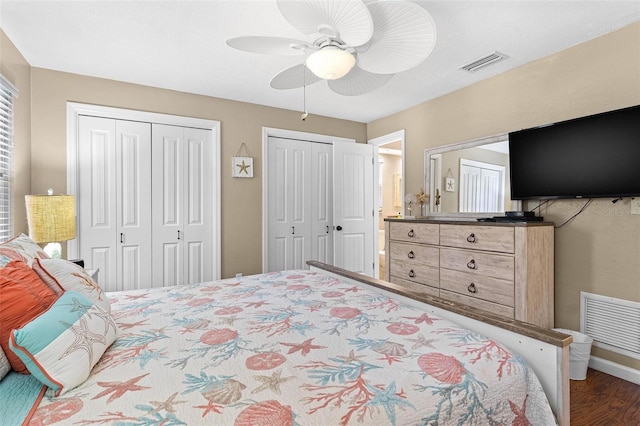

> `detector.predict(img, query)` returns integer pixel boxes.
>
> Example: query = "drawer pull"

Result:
[408,229,415,238]
[466,259,477,270]
[467,283,478,294]
[407,250,415,259]
[466,233,477,243]
[408,269,416,278]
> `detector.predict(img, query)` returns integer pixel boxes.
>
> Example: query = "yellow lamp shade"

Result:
[25,194,76,243]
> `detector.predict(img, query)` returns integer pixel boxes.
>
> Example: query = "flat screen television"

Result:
[509,105,640,200]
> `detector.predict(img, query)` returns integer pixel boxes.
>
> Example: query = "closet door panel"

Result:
[78,116,118,290]
[152,124,184,287]
[266,137,312,271]
[311,143,333,265]
[183,127,213,284]
[116,120,152,290]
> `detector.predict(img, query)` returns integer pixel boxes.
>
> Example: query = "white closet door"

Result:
[78,116,117,289]
[266,137,312,271]
[151,124,213,286]
[152,124,184,287]
[311,143,333,264]
[116,120,152,290]
[78,116,151,291]
[182,127,213,285]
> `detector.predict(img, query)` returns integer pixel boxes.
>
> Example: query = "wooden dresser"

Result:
[384,219,554,328]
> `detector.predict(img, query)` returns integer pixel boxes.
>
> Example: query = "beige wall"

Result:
[368,22,640,370]
[1,31,31,235]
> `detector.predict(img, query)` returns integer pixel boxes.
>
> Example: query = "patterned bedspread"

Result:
[29,270,556,425]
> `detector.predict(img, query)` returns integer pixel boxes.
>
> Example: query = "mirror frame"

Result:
[423,132,521,219]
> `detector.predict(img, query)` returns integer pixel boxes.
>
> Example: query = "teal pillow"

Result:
[9,291,118,396]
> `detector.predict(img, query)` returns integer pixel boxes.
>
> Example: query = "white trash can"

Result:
[553,328,593,380]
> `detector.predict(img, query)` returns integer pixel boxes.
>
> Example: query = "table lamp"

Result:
[25,190,76,258]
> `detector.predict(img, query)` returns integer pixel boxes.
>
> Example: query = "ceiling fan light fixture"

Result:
[305,46,356,80]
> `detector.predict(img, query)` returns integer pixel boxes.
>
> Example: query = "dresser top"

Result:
[384,218,554,227]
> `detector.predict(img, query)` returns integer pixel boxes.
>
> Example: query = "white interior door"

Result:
[311,143,333,265]
[266,137,312,271]
[78,116,117,289]
[333,142,375,275]
[152,124,183,287]
[116,120,152,290]
[182,127,214,285]
[151,124,214,286]
[78,116,151,291]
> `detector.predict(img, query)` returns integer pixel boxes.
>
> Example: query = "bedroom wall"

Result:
[367,22,640,371]
[0,31,31,235]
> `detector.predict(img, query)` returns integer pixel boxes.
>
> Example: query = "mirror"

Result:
[424,134,521,217]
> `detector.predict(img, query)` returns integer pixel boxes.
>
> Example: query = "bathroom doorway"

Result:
[368,130,405,279]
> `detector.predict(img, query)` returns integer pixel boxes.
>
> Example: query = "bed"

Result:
[1,254,570,425]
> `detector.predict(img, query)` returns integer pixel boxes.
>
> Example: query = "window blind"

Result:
[0,75,18,242]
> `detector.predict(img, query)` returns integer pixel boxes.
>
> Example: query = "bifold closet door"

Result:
[266,137,333,272]
[151,124,214,287]
[77,116,152,291]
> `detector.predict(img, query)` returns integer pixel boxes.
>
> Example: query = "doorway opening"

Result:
[368,130,405,279]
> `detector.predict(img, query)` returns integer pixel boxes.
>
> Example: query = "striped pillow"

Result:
[9,291,118,396]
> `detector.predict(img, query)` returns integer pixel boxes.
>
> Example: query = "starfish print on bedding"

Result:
[336,350,366,364]
[147,392,187,416]
[365,381,414,424]
[60,316,107,365]
[279,338,326,356]
[92,373,151,403]
[251,369,295,395]
[509,394,531,426]
[403,313,440,325]
[406,334,438,350]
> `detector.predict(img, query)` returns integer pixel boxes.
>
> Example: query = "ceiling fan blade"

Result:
[277,0,373,47]
[327,66,394,96]
[226,36,311,56]
[357,1,437,75]
[270,64,323,90]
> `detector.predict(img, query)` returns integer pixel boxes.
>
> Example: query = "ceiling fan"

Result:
[226,0,437,96]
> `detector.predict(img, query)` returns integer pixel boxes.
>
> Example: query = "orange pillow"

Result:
[0,260,58,374]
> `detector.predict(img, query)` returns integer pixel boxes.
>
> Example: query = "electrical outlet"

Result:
[631,198,640,215]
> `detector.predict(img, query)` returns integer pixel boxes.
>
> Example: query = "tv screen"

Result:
[509,105,640,200]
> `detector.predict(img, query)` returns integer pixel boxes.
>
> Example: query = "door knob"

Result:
[336,226,343,231]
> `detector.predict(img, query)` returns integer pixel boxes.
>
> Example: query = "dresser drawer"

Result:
[389,276,439,298]
[390,260,439,288]
[440,289,515,318]
[440,247,514,281]
[440,225,514,253]
[389,222,439,245]
[390,242,439,268]
[440,269,514,307]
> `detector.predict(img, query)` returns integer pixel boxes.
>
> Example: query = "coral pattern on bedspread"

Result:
[30,270,556,425]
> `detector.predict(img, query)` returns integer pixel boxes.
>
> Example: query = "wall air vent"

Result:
[581,291,640,360]
[461,51,509,72]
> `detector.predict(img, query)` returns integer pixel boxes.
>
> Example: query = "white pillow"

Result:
[32,258,111,313]
[9,291,118,396]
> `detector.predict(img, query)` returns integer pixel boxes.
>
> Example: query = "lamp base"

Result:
[43,242,62,259]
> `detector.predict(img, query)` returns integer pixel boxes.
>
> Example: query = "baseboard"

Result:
[589,356,640,385]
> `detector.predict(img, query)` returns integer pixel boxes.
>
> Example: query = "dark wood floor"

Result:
[570,368,640,425]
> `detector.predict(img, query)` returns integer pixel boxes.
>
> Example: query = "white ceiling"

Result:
[1,1,639,123]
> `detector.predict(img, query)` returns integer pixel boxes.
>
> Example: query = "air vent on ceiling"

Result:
[461,51,509,72]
